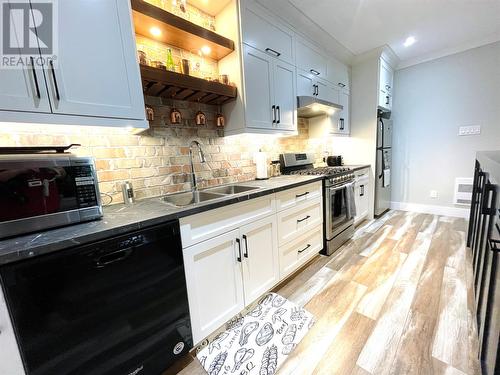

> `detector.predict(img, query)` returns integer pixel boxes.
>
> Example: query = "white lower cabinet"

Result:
[181,182,324,344]
[182,211,279,344]
[279,224,323,279]
[354,169,370,224]
[183,229,245,345]
[241,216,279,306]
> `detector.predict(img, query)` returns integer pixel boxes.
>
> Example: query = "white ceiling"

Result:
[289,0,500,67]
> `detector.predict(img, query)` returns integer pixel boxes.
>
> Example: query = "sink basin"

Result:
[162,191,223,207]
[206,185,261,195]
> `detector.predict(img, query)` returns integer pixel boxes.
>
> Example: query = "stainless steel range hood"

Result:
[297,96,343,119]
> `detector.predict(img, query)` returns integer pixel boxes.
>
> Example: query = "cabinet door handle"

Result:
[360,184,364,196]
[385,84,391,90]
[310,69,320,76]
[338,82,346,88]
[296,191,309,198]
[272,105,276,124]
[339,118,344,130]
[316,85,320,96]
[236,238,242,262]
[297,215,311,223]
[276,106,280,124]
[29,56,41,99]
[298,244,311,253]
[49,60,60,101]
[265,48,281,57]
[385,96,390,105]
[242,235,249,258]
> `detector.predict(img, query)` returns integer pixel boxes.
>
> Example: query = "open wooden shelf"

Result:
[131,0,235,60]
[140,65,237,105]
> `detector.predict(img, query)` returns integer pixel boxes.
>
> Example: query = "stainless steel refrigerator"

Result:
[375,110,392,216]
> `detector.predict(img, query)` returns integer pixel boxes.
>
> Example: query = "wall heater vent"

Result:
[454,177,473,206]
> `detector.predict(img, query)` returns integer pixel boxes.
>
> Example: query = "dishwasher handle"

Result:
[94,247,134,268]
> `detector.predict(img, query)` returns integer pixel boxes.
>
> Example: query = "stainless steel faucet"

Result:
[189,140,206,192]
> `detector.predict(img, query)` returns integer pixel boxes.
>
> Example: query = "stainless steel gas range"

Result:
[280,153,356,255]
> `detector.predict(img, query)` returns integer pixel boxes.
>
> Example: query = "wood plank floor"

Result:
[176,210,480,375]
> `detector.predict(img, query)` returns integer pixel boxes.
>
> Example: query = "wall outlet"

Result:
[430,190,438,199]
[458,125,481,136]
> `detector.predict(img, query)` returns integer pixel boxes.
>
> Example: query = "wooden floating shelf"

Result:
[131,0,235,60]
[140,65,237,105]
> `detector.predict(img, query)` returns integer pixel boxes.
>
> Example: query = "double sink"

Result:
[162,184,261,207]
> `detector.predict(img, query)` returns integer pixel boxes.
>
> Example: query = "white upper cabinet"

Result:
[335,89,350,135]
[242,44,296,133]
[297,71,316,97]
[273,60,297,131]
[241,1,294,64]
[316,78,339,104]
[0,0,147,128]
[242,45,275,130]
[46,0,145,120]
[327,58,350,90]
[0,1,51,114]
[378,58,394,110]
[295,37,327,78]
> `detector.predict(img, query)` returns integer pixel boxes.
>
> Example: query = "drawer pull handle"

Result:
[296,191,309,198]
[310,69,320,76]
[298,244,311,253]
[265,48,281,57]
[297,215,311,223]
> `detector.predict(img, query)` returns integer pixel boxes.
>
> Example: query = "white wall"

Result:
[391,42,500,216]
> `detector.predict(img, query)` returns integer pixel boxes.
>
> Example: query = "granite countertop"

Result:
[0,175,323,265]
[477,151,500,184]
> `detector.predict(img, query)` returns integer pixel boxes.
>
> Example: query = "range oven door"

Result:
[0,221,192,375]
[325,183,354,239]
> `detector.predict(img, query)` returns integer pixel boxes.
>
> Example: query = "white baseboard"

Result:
[390,201,470,218]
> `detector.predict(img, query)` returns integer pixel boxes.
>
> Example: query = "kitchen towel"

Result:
[345,181,357,219]
[383,168,391,187]
[196,292,314,375]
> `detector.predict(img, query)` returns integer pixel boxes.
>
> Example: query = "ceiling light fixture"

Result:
[149,26,162,37]
[404,36,416,47]
[200,45,211,55]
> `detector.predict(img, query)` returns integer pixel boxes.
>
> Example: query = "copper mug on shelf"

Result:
[145,105,155,122]
[195,110,206,126]
[215,112,225,127]
[170,107,182,124]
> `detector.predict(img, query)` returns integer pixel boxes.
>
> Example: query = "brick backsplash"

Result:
[0,98,333,205]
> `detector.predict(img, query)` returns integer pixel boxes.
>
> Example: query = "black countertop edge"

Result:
[0,175,324,265]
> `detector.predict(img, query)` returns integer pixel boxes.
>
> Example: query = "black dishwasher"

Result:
[0,220,192,375]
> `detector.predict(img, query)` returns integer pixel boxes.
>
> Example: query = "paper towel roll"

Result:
[254,150,268,180]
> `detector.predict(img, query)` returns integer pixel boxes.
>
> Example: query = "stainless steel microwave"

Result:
[0,154,102,239]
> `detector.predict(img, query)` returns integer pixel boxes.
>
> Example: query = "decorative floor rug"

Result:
[196,292,314,375]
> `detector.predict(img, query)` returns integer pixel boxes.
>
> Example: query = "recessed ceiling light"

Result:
[404,36,416,47]
[150,27,162,37]
[200,45,211,55]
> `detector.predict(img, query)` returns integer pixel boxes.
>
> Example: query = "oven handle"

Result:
[94,247,134,268]
[328,182,351,192]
